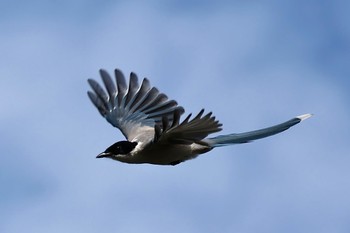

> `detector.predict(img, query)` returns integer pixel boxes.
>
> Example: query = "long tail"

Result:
[203,114,312,147]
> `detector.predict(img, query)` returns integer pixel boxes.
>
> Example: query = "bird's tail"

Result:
[203,114,312,147]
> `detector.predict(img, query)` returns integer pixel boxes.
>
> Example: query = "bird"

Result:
[87,68,312,166]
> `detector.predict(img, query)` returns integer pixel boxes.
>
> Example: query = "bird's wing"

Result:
[87,69,184,141]
[154,109,222,145]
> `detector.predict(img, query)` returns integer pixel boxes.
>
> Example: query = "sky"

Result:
[1,0,350,232]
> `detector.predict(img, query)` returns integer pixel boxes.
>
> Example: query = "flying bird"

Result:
[87,69,311,166]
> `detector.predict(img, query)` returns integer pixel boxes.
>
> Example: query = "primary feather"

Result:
[88,69,184,141]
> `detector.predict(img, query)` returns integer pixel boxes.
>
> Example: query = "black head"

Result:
[96,141,138,158]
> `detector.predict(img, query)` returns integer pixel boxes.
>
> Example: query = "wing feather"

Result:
[129,78,152,112]
[87,69,185,140]
[100,70,116,106]
[115,69,128,106]
[124,73,139,107]
[156,109,222,144]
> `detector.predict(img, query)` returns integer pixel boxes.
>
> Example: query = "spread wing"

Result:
[87,69,185,141]
[154,109,222,145]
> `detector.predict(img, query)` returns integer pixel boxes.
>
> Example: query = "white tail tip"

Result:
[296,113,313,121]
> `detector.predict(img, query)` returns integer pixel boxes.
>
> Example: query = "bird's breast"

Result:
[124,142,212,165]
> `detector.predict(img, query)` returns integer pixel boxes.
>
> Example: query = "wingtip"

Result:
[87,78,97,87]
[99,68,108,76]
[296,113,313,121]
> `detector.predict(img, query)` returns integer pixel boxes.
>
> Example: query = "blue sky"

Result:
[1,1,350,232]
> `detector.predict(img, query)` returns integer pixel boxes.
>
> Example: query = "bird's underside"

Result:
[87,68,312,165]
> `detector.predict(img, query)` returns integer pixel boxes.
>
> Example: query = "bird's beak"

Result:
[96,152,110,158]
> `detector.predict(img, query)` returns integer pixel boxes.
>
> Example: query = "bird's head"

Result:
[96,141,138,159]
